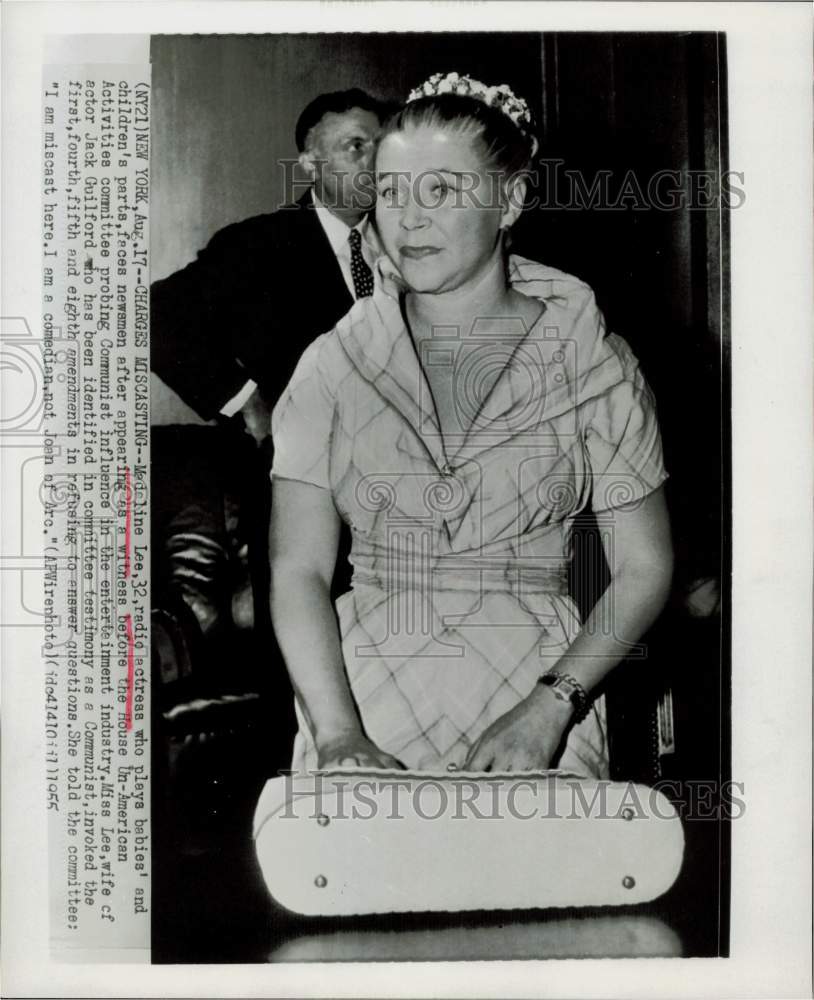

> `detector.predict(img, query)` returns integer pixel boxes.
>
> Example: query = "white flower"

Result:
[406,71,536,154]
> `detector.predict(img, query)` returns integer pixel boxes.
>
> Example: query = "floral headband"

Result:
[407,71,539,157]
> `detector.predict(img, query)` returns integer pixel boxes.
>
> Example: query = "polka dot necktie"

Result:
[348,228,375,299]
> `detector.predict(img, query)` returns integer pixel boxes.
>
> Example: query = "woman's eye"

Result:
[427,179,454,203]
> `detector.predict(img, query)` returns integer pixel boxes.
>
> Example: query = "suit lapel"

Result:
[292,193,354,325]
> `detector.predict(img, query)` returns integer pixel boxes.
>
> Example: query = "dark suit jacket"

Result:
[151,192,355,419]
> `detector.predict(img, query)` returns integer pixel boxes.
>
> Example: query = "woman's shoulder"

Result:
[330,286,406,368]
[289,291,396,395]
[603,330,641,377]
[285,324,351,397]
[509,255,608,358]
[508,255,596,309]
[508,256,646,391]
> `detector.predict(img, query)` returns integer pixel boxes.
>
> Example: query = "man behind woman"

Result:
[269,73,673,777]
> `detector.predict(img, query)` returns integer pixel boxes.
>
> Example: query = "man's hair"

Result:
[295,89,391,152]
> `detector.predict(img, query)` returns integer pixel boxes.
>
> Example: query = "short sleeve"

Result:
[271,336,336,489]
[583,335,668,511]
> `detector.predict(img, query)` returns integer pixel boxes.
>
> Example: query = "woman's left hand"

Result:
[462,685,576,772]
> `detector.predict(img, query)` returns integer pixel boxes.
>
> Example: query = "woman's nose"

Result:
[400,196,429,230]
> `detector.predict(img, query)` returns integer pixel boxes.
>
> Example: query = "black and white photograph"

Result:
[149,30,731,963]
[1,3,811,996]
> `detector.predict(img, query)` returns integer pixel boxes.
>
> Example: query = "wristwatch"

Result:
[537,671,591,723]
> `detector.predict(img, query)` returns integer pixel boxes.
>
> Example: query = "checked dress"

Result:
[271,256,667,777]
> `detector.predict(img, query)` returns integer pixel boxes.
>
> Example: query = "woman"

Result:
[270,73,673,777]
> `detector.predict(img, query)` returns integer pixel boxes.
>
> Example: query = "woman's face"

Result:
[375,124,516,295]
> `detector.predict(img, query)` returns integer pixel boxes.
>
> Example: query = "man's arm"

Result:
[150,222,257,420]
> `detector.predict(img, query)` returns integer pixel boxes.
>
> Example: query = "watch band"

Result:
[538,671,591,723]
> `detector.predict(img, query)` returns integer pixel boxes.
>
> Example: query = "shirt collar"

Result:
[311,189,369,255]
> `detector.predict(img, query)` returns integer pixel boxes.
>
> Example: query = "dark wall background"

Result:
[512,33,727,590]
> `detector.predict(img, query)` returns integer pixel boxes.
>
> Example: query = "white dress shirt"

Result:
[311,190,380,298]
[220,189,381,417]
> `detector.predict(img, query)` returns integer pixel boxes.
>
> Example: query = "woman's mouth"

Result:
[399,246,441,260]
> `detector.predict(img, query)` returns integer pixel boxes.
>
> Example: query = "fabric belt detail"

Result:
[350,556,568,596]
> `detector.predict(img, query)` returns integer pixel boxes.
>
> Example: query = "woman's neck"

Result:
[406,250,514,339]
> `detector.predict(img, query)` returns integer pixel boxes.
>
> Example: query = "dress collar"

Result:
[335,257,567,470]
[332,257,627,552]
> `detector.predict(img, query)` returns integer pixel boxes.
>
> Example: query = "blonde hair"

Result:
[382,93,537,178]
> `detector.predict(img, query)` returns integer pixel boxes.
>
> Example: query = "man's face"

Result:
[301,107,382,213]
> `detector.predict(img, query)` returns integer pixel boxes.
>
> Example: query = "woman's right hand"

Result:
[316,730,406,771]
